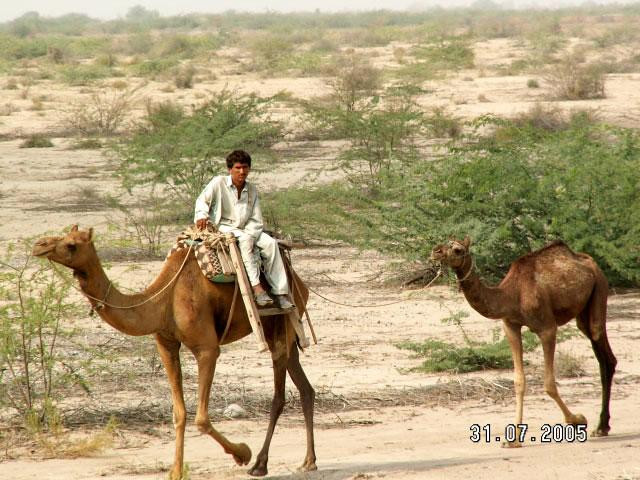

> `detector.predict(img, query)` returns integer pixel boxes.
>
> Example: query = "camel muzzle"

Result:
[32,238,59,258]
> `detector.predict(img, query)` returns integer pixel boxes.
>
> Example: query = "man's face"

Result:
[229,162,250,186]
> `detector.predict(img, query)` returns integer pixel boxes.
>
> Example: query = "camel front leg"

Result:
[155,335,186,480]
[503,322,525,448]
[539,327,587,426]
[192,346,252,466]
[248,346,288,477]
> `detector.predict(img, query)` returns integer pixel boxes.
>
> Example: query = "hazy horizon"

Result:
[1,0,638,23]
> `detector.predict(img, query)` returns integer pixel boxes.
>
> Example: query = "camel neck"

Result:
[77,246,166,336]
[454,256,513,320]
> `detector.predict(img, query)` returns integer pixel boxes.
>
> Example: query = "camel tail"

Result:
[586,267,609,341]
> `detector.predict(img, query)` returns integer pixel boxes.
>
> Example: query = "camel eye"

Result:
[67,243,77,252]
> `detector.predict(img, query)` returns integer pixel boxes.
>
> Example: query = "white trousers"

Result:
[218,225,289,295]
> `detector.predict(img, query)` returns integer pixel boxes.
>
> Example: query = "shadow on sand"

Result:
[257,455,498,480]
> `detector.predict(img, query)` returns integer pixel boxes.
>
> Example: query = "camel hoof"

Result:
[501,440,522,449]
[569,414,587,426]
[298,460,318,472]
[247,464,268,477]
[232,443,252,466]
[591,428,609,438]
[169,466,183,480]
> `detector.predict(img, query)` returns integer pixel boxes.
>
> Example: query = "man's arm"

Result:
[194,177,219,227]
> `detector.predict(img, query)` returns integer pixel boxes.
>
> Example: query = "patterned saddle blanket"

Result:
[167,226,236,283]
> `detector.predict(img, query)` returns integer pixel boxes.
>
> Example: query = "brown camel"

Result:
[32,225,316,478]
[430,237,616,444]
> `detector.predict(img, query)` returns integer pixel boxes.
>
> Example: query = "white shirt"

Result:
[194,175,264,239]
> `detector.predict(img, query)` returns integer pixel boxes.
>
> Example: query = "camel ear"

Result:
[70,224,78,232]
[463,236,471,249]
[87,227,93,241]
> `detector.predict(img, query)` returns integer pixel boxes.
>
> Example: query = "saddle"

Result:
[166,225,236,283]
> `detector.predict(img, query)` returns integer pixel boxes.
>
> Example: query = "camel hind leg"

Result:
[247,344,288,477]
[539,326,587,426]
[577,274,616,437]
[286,345,317,471]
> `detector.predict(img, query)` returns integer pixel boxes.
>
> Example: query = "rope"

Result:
[307,268,442,308]
[219,279,238,345]
[49,244,193,310]
[456,256,476,284]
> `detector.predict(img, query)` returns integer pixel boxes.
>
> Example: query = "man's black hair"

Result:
[226,149,252,168]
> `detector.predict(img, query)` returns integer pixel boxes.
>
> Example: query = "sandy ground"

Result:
[1,35,639,480]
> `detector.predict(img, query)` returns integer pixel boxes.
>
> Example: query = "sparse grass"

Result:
[3,78,19,89]
[527,78,540,88]
[20,134,53,148]
[58,64,116,86]
[68,138,102,150]
[0,103,17,116]
[131,58,178,77]
[400,38,474,82]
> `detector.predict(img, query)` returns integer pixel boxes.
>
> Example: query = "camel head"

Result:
[32,225,95,272]
[430,236,471,268]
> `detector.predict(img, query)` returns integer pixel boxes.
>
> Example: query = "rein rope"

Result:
[306,267,442,308]
[49,243,194,311]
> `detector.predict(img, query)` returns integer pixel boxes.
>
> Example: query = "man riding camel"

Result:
[194,149,294,309]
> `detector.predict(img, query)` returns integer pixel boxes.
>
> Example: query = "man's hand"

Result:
[196,218,208,230]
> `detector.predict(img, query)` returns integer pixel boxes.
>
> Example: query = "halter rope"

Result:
[48,243,193,310]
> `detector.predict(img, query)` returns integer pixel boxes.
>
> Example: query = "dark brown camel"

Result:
[431,237,616,444]
[32,225,316,478]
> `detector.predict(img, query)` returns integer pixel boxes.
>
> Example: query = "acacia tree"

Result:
[113,89,283,207]
[363,114,640,285]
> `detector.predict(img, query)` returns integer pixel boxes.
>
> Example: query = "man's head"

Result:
[226,149,251,188]
[226,149,252,169]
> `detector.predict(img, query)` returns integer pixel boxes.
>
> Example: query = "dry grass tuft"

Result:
[546,55,606,100]
[555,351,587,378]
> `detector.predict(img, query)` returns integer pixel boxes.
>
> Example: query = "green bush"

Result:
[0,243,81,429]
[113,90,283,206]
[303,84,426,189]
[365,115,640,285]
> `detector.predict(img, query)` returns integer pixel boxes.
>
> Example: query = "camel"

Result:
[32,225,316,479]
[430,237,616,444]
